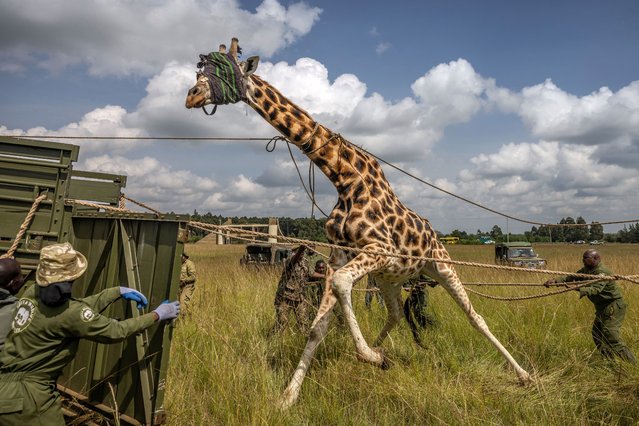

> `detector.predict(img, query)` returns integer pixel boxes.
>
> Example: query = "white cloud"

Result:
[81,154,218,212]
[516,79,639,147]
[0,0,321,76]
[376,42,391,54]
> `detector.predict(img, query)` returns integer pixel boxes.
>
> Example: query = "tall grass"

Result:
[166,243,639,425]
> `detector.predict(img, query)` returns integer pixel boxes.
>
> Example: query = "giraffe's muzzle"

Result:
[185,84,209,109]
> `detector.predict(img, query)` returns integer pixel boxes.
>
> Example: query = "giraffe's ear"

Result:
[242,56,259,75]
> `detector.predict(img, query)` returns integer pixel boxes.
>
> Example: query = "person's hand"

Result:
[153,301,180,321]
[543,279,556,288]
[119,286,148,309]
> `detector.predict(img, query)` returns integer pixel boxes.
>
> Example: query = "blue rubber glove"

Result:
[119,286,149,309]
[153,301,180,321]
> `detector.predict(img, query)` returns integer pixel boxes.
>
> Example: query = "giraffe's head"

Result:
[185,37,260,111]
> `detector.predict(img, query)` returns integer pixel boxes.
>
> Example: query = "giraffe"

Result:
[185,38,532,408]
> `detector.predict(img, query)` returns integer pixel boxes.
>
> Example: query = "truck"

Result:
[239,243,294,267]
[494,242,546,269]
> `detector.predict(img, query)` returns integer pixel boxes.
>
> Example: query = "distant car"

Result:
[575,240,586,244]
[590,240,604,245]
[482,239,495,245]
[240,243,294,267]
[495,242,547,269]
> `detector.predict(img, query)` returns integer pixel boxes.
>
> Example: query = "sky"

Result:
[1,0,638,234]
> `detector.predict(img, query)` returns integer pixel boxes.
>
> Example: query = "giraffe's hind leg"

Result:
[279,267,338,409]
[424,263,532,385]
[372,282,403,347]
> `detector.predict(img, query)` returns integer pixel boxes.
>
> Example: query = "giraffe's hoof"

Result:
[372,347,391,370]
[517,371,533,386]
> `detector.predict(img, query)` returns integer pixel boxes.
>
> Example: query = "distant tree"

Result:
[589,222,604,241]
[573,216,589,241]
[490,225,503,240]
[561,217,577,242]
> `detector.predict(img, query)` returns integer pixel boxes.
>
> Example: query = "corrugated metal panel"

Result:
[59,217,186,425]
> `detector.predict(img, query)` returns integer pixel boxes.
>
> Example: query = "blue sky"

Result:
[1,0,638,234]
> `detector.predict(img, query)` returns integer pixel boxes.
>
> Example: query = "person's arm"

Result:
[79,287,122,312]
[576,275,609,298]
[68,307,157,343]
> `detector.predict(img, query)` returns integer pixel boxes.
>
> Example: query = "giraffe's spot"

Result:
[276,123,291,137]
[367,229,382,240]
[254,89,263,98]
[265,88,277,102]
[255,108,266,119]
[386,215,396,226]
[263,100,272,111]
[279,106,287,113]
[396,221,404,233]
[369,165,379,178]
[370,186,381,197]
[392,232,401,246]
[415,219,424,232]
[395,205,403,216]
[366,209,376,221]
[349,211,362,220]
[353,183,365,199]
[411,249,422,257]
[406,231,418,245]
[355,159,366,172]
[342,149,352,161]
[292,109,302,119]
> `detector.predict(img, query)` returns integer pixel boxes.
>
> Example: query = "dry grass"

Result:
[166,243,639,425]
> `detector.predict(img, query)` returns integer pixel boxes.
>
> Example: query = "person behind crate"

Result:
[179,252,197,317]
[0,258,25,352]
[0,242,180,425]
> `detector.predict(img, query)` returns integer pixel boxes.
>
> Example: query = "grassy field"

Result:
[165,243,639,425]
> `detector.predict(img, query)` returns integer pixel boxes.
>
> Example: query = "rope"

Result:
[121,195,161,217]
[1,192,48,259]
[464,280,594,301]
[8,134,638,228]
[189,222,639,285]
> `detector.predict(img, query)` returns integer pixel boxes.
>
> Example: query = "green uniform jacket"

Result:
[0,288,18,352]
[558,263,623,309]
[0,285,156,424]
[180,259,197,285]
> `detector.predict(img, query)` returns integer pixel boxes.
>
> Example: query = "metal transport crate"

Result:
[0,136,188,425]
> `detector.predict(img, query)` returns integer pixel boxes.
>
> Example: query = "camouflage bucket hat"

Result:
[36,242,88,287]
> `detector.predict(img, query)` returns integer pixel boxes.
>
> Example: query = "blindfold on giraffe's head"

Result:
[185,37,260,112]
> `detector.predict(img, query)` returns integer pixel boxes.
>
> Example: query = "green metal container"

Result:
[1,136,188,425]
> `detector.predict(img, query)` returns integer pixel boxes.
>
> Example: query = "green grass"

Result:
[166,243,639,425]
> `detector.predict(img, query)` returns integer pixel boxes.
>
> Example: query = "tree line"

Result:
[451,217,639,243]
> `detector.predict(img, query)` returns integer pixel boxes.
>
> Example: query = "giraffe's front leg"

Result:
[280,266,338,409]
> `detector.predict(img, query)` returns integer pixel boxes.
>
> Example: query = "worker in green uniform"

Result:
[179,252,197,317]
[0,258,25,351]
[545,249,635,363]
[0,242,180,425]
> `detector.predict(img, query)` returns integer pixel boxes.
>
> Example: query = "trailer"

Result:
[0,136,188,425]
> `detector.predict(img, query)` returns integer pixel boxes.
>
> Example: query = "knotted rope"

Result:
[1,192,48,259]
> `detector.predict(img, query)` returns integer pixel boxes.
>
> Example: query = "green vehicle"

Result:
[495,242,546,269]
[240,243,294,267]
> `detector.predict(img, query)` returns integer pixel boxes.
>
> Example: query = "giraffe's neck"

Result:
[246,75,393,197]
